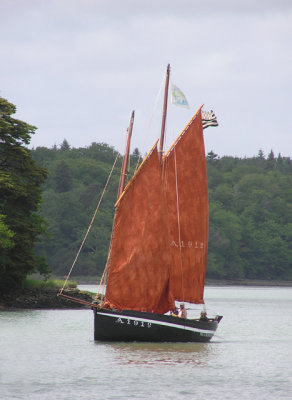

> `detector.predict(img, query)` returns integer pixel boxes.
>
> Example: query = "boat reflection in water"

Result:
[99,341,213,367]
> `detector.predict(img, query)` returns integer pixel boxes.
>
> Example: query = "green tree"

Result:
[60,139,70,152]
[0,214,14,250]
[0,97,48,292]
[132,148,141,158]
[207,150,219,164]
[54,160,73,192]
[266,150,275,169]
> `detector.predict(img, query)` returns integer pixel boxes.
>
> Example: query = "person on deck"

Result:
[178,303,187,319]
[200,311,209,321]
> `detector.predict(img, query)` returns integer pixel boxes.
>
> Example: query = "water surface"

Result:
[1,286,291,399]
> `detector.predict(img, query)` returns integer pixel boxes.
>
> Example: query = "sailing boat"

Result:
[60,65,222,342]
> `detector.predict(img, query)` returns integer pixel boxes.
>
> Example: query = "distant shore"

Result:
[74,276,292,287]
[1,279,291,311]
[205,279,292,287]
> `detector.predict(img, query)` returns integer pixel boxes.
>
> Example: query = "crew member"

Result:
[178,303,187,318]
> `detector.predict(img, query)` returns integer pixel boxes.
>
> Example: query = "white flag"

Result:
[170,83,189,108]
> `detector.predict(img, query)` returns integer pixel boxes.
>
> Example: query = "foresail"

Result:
[163,106,208,304]
[104,145,174,314]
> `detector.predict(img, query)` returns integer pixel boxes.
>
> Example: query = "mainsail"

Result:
[105,107,208,312]
[104,145,174,314]
[163,107,208,304]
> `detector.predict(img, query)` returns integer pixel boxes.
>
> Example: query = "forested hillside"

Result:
[32,143,292,281]
[206,150,291,280]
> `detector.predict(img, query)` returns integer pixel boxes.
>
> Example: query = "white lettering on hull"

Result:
[115,317,152,328]
[199,332,213,337]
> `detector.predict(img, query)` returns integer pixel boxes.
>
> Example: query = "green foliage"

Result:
[0,214,14,250]
[32,141,121,278]
[22,277,77,289]
[0,97,49,292]
[54,160,73,192]
[31,144,292,282]
[206,151,292,280]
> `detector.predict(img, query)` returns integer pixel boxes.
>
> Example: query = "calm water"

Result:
[1,286,292,400]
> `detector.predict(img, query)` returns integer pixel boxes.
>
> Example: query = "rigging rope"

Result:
[94,211,116,302]
[59,151,120,295]
[134,71,165,172]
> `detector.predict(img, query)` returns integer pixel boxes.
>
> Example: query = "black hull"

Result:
[93,308,222,343]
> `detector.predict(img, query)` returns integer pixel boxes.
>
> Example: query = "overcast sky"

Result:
[1,0,291,158]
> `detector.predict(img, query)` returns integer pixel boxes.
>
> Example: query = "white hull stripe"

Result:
[97,312,215,335]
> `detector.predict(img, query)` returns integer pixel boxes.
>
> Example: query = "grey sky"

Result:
[1,0,291,158]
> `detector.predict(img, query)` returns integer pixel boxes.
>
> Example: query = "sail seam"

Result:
[174,147,185,301]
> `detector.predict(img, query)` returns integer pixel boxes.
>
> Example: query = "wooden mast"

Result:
[118,110,135,198]
[159,64,170,162]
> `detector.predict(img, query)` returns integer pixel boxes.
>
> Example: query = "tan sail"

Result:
[104,145,174,314]
[163,106,208,304]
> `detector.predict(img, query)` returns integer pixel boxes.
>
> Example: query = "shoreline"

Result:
[74,276,292,287]
[204,279,292,287]
[1,279,291,311]
[0,288,95,311]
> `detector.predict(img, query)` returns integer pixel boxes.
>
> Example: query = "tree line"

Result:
[1,96,291,292]
[31,142,291,282]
